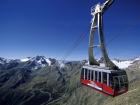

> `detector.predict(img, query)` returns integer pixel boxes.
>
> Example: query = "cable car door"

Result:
[113,76,126,95]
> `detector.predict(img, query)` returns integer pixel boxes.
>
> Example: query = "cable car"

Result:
[81,65,128,97]
[80,0,129,97]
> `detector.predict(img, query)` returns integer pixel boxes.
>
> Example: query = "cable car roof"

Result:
[83,65,123,73]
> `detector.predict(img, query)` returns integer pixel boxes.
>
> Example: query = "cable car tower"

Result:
[81,0,128,97]
[89,0,118,70]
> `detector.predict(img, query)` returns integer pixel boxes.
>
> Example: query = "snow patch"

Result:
[45,58,51,66]
[0,58,11,64]
[100,63,105,67]
[134,57,140,61]
[21,58,30,62]
[58,60,65,68]
[112,60,133,69]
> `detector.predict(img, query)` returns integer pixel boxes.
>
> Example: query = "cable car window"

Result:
[81,68,84,76]
[99,72,101,82]
[91,71,94,81]
[113,77,119,90]
[95,71,97,81]
[81,68,84,79]
[122,75,128,87]
[122,75,127,83]
[103,72,107,85]
[119,76,125,87]
[109,74,113,88]
[85,69,87,79]
[88,70,91,80]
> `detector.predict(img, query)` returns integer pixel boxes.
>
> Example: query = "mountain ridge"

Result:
[0,55,140,70]
[0,56,140,105]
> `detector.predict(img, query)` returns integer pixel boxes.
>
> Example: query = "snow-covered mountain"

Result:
[0,56,60,70]
[21,56,51,65]
[0,56,71,70]
[0,56,140,70]
[0,56,139,105]
[112,57,140,69]
[112,60,132,69]
[20,56,61,70]
[85,57,140,69]
[0,57,11,64]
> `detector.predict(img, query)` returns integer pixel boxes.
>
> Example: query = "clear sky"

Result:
[0,0,140,60]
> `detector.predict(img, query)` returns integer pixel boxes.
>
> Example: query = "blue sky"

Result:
[0,0,139,60]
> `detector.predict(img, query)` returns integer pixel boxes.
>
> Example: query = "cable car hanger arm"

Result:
[101,0,115,13]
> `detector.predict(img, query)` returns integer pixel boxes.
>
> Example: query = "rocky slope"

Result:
[0,56,140,105]
[48,58,140,105]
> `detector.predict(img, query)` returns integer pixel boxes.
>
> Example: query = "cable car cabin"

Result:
[81,65,128,97]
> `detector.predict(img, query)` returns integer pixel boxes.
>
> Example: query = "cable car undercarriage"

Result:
[81,0,128,97]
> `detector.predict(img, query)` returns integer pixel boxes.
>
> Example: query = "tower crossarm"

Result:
[101,0,114,13]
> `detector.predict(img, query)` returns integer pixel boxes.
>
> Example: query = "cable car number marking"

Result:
[87,82,102,91]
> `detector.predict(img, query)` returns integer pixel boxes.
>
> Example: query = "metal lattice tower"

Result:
[89,0,119,70]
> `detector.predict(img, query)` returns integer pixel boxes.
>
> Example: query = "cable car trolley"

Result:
[80,0,128,97]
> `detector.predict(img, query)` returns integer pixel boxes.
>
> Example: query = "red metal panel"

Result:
[102,83,114,95]
[81,79,102,90]
[114,88,128,96]
[81,79,115,96]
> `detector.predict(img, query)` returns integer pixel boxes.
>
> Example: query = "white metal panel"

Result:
[107,73,109,86]
[87,69,89,80]
[94,70,95,81]
[84,68,85,80]
[101,72,103,83]
[83,65,112,73]
[90,70,92,80]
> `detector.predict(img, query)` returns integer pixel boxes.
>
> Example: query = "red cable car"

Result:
[80,0,129,96]
[80,0,129,97]
[80,65,128,97]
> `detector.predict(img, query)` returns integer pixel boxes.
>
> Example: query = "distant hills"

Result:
[0,56,140,105]
[0,56,65,70]
[0,55,140,70]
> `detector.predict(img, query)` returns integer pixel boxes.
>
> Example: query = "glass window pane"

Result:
[119,76,124,87]
[113,77,119,89]
[103,72,107,85]
[88,70,91,80]
[91,71,94,81]
[85,69,87,79]
[95,71,97,81]
[109,74,113,87]
[123,76,127,82]
[99,72,101,82]
[81,68,84,79]
[81,68,84,75]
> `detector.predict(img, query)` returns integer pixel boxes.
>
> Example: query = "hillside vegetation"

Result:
[50,62,140,105]
[0,59,140,105]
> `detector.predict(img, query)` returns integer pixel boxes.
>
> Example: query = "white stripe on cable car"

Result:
[87,83,102,91]
[83,65,112,73]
